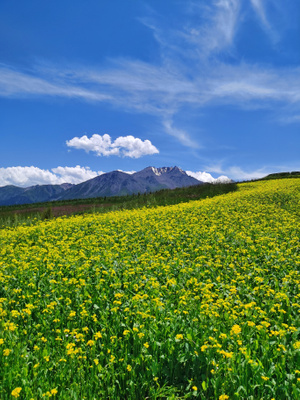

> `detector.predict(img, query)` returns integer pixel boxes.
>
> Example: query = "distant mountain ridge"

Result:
[0,166,201,206]
[0,183,74,206]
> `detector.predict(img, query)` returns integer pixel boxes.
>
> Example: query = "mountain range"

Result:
[0,166,203,206]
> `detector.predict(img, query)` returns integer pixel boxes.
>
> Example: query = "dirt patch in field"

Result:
[9,203,113,217]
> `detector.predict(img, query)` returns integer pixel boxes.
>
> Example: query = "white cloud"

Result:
[51,166,104,183]
[113,136,159,158]
[215,175,233,183]
[250,0,270,30]
[186,170,231,183]
[0,64,110,101]
[146,0,240,60]
[66,134,159,158]
[225,166,266,181]
[0,166,61,187]
[250,0,268,25]
[162,120,199,148]
[279,115,300,124]
[209,63,300,104]
[204,160,300,181]
[0,166,104,187]
[249,0,278,43]
[204,0,240,55]
[205,164,270,181]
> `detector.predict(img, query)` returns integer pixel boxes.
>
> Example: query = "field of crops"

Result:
[0,179,299,399]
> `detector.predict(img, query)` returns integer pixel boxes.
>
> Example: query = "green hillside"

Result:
[0,178,299,399]
[261,171,300,180]
[0,182,237,229]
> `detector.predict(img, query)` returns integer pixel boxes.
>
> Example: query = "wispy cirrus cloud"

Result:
[142,0,240,61]
[0,0,299,150]
[1,60,299,109]
[162,119,199,148]
[0,64,110,101]
[250,0,270,27]
[209,63,300,103]
[249,0,278,43]
[203,163,270,181]
[205,161,300,181]
[200,0,240,55]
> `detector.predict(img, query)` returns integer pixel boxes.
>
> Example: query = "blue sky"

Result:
[0,0,299,186]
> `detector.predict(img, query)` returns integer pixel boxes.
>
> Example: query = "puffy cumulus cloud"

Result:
[66,134,159,158]
[0,166,104,187]
[113,136,159,158]
[214,175,233,183]
[66,134,119,156]
[51,166,104,184]
[0,166,62,187]
[186,170,231,183]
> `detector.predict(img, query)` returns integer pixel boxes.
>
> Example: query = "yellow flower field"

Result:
[0,179,299,399]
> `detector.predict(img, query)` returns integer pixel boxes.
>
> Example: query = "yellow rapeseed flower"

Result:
[293,341,300,350]
[3,348,11,356]
[94,331,102,340]
[231,324,241,335]
[11,387,22,398]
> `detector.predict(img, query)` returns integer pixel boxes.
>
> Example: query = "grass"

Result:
[0,178,299,399]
